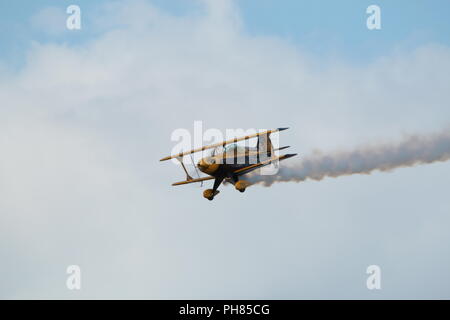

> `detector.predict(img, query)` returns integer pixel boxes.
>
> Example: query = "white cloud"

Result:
[0,0,449,298]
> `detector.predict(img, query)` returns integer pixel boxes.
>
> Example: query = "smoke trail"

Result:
[248,130,450,186]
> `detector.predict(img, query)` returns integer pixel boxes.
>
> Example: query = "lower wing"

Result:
[172,176,215,186]
[233,153,297,176]
[171,154,297,186]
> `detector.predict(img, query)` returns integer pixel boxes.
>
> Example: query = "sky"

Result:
[0,0,449,299]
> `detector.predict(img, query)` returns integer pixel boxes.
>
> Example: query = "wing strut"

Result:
[176,155,193,181]
[190,153,203,187]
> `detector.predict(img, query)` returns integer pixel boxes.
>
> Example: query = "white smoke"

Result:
[249,129,450,186]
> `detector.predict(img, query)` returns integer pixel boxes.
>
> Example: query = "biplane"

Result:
[159,128,297,200]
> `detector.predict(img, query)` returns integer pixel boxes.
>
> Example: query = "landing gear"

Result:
[203,189,219,200]
[203,176,225,200]
[235,180,250,193]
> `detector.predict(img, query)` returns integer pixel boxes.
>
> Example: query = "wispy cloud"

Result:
[0,0,449,299]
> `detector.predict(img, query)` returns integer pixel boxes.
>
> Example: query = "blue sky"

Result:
[240,0,450,60]
[1,0,449,299]
[1,0,450,67]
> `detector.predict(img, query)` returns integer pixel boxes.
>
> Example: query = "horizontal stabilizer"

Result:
[274,146,290,151]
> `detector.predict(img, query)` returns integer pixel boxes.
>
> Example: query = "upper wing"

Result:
[234,153,297,176]
[172,175,215,186]
[160,127,289,161]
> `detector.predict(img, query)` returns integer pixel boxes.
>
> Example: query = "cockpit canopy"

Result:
[211,143,246,156]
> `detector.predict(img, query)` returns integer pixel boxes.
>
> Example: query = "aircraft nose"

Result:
[197,159,208,172]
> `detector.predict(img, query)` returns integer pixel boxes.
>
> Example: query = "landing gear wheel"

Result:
[203,189,219,200]
[235,180,250,193]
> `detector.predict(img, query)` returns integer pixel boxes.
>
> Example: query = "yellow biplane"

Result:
[160,128,297,200]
